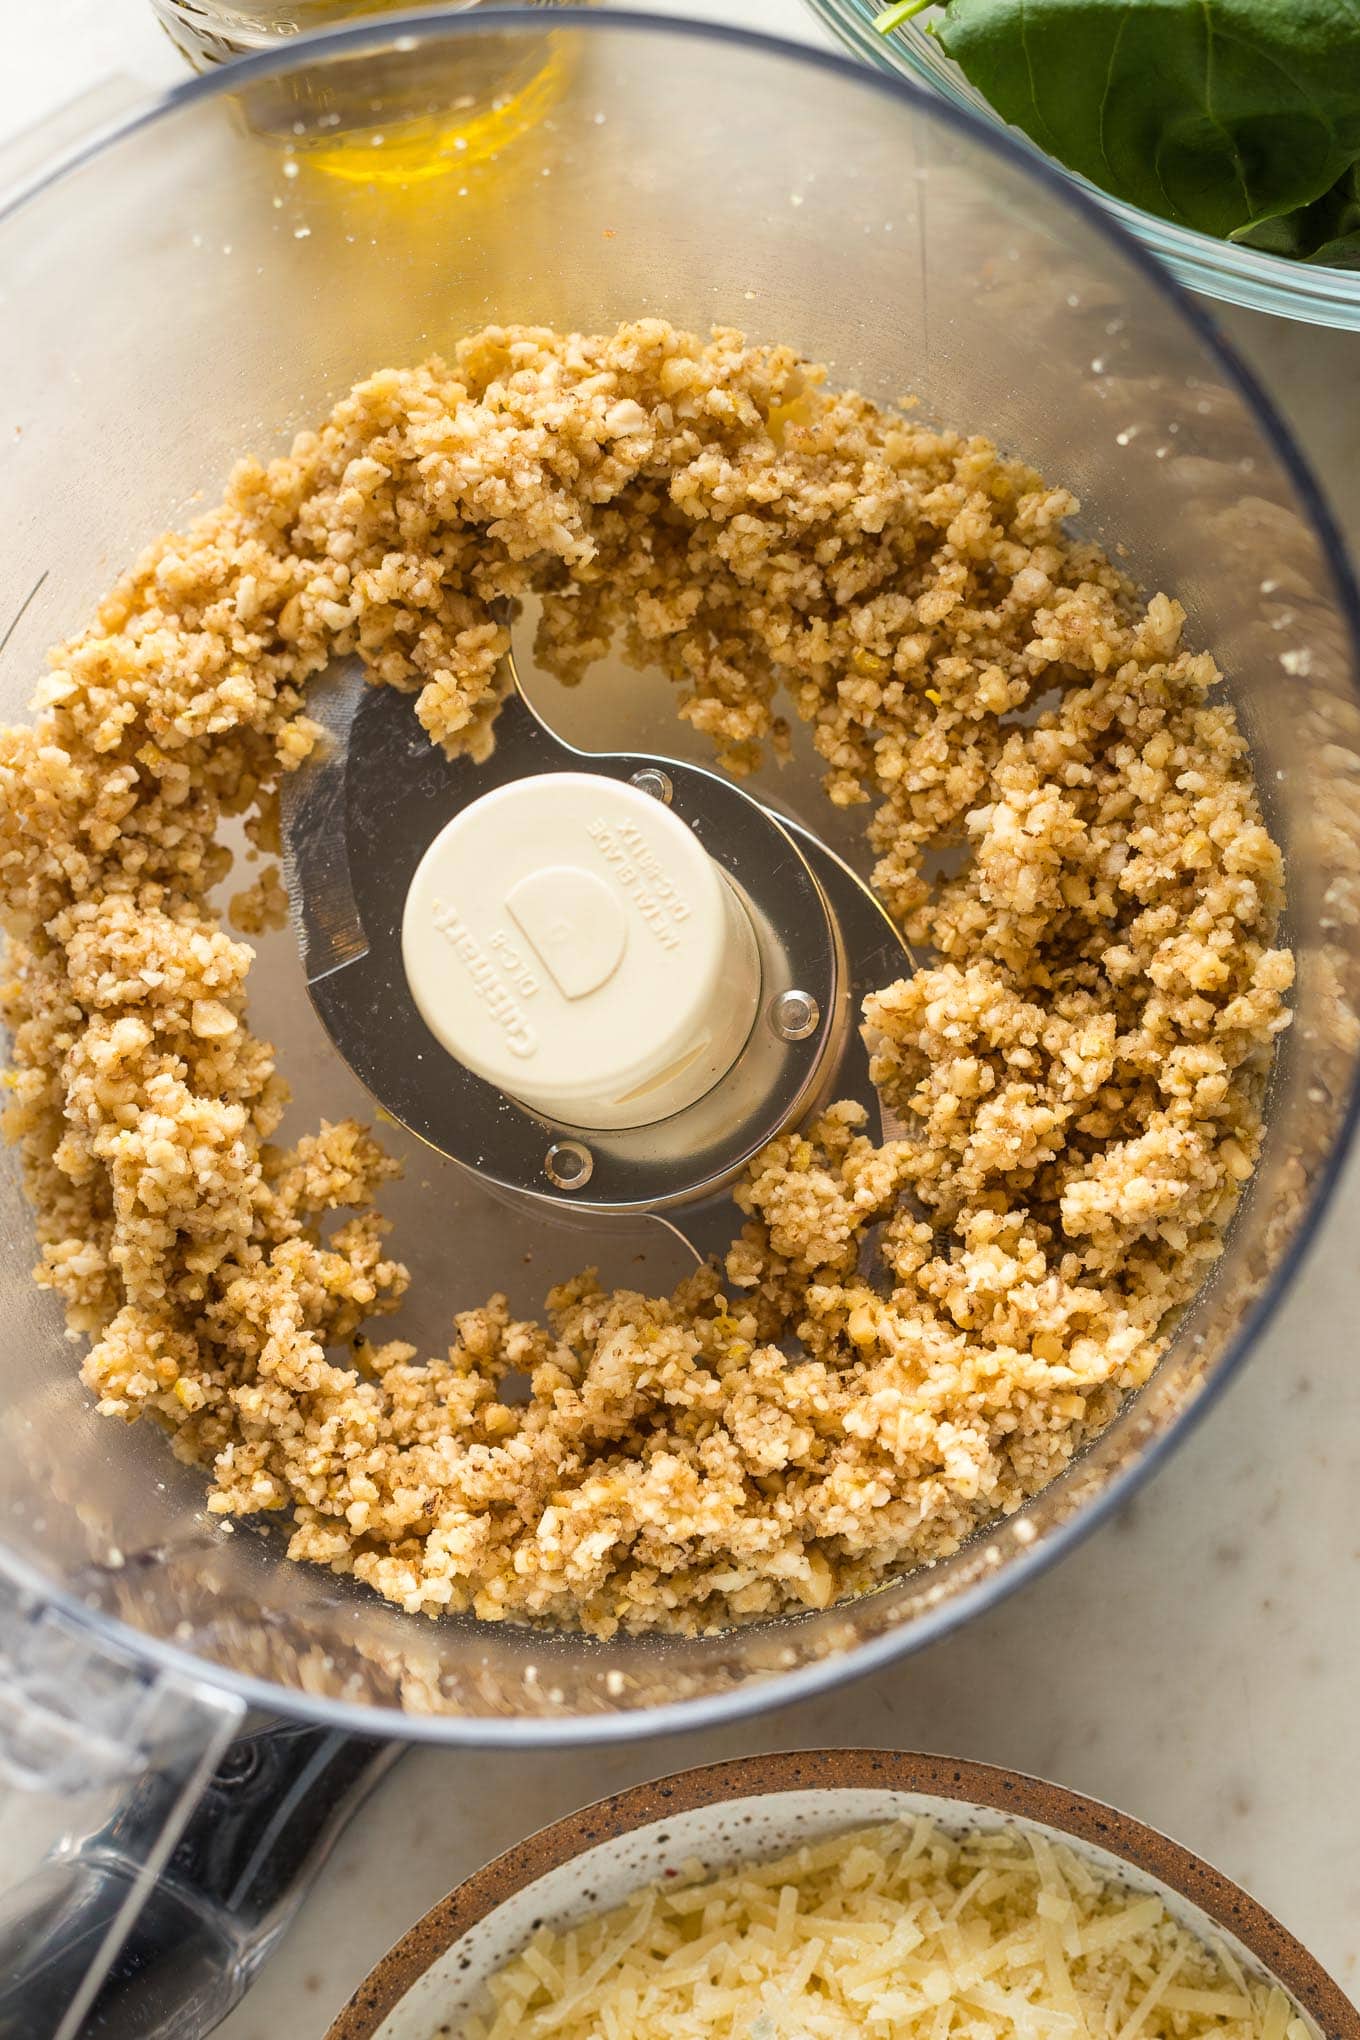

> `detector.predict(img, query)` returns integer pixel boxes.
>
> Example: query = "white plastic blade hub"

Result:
[400,771,761,1130]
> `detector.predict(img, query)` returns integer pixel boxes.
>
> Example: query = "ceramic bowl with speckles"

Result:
[325,1750,1358,2040]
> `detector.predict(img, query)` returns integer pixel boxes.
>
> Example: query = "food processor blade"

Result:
[278,649,912,1262]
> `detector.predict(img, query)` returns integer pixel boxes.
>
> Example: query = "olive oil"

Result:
[151,0,578,184]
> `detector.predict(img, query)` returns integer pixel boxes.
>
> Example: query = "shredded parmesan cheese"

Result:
[460,1822,1311,2040]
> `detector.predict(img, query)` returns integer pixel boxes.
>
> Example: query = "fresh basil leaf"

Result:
[1292,159,1360,267]
[932,0,1360,240]
[1304,224,1360,266]
[1238,162,1360,265]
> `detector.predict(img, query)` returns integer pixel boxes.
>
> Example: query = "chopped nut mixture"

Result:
[0,323,1291,1635]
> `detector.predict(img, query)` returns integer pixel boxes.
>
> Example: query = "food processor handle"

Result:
[0,1567,401,2040]
[0,1719,401,2040]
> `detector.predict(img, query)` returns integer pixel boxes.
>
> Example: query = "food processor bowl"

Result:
[0,10,1358,2033]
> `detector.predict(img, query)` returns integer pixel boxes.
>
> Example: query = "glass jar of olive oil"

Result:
[151,0,576,70]
[149,0,585,182]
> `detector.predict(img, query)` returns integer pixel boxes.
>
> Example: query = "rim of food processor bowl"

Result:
[2,6,1359,1749]
[803,0,1360,331]
[324,1751,1360,2040]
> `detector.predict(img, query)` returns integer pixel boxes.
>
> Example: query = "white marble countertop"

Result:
[6,3,1360,2035]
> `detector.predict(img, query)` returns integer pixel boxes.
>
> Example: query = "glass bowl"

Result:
[806,0,1360,331]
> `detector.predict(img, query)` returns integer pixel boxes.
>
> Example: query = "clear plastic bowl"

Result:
[806,0,1360,332]
[0,10,1358,1754]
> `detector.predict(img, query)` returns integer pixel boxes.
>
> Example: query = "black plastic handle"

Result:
[0,1722,401,2040]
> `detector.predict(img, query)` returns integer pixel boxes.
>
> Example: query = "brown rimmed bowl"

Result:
[325,1749,1358,2040]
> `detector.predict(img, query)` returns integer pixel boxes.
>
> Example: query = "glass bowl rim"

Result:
[2,3,1358,1747]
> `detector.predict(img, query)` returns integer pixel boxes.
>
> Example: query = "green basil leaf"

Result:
[1296,160,1360,265]
[932,0,1360,240]
[1237,161,1360,264]
[1303,230,1360,265]
[1301,214,1360,264]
